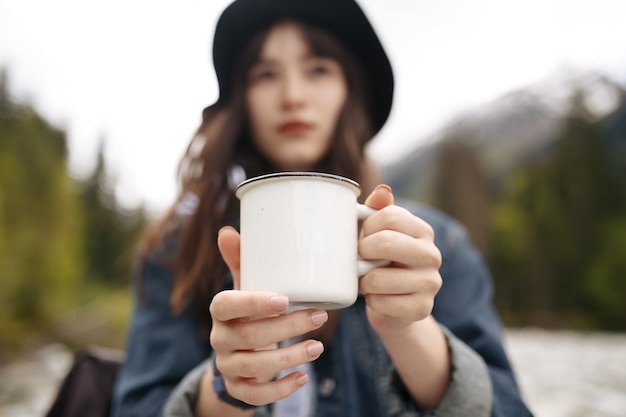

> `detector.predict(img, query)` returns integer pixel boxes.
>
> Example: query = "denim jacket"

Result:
[110,201,533,417]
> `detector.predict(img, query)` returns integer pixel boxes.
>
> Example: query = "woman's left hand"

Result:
[358,185,443,334]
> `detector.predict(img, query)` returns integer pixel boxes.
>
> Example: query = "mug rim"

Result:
[235,172,360,199]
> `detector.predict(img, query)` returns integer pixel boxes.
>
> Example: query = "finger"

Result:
[217,226,241,289]
[359,267,441,295]
[363,184,394,210]
[358,230,441,268]
[210,291,290,322]
[364,292,437,323]
[361,205,435,240]
[360,270,441,297]
[212,308,329,351]
[220,339,324,378]
[226,371,311,407]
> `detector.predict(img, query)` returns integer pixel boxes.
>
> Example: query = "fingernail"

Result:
[217,226,233,237]
[269,296,289,311]
[306,341,324,357]
[295,372,310,386]
[310,310,328,326]
[376,184,392,194]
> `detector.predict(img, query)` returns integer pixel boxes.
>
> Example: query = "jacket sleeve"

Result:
[413,203,533,417]
[110,252,212,417]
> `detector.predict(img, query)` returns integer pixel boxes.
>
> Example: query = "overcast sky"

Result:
[1,0,625,212]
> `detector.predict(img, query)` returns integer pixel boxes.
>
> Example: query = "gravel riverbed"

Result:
[1,328,625,417]
[504,328,626,417]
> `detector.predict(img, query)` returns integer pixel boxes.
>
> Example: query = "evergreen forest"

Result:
[385,71,626,331]
[1,68,625,361]
[0,71,147,359]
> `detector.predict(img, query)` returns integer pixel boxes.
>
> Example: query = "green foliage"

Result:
[583,217,626,329]
[79,142,148,285]
[0,70,147,355]
[0,84,84,333]
[487,88,626,330]
[417,78,626,330]
[434,140,492,254]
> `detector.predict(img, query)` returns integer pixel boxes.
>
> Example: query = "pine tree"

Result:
[0,70,85,343]
[434,137,492,254]
[79,140,148,285]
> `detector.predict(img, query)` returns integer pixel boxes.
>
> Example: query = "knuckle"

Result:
[230,380,263,406]
[363,268,382,292]
[395,294,434,323]
[432,246,443,268]
[422,267,442,291]
[415,298,435,320]
[375,230,395,258]
[430,273,443,292]
[238,323,260,346]
[423,244,442,269]
[285,314,302,335]
[382,206,406,228]
[239,356,262,377]
[214,355,228,375]
[209,291,228,318]
[277,348,295,369]
[209,329,223,350]
[422,222,436,240]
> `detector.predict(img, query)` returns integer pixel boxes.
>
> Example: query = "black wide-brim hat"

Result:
[210,0,394,135]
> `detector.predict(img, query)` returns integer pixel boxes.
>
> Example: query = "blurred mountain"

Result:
[382,69,625,201]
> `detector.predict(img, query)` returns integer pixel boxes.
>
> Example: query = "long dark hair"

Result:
[140,20,380,330]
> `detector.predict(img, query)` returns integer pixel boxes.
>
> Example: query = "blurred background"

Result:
[1,0,625,416]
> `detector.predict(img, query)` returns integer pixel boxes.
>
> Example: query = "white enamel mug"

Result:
[235,172,388,310]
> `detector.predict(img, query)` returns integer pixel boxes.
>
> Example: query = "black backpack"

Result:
[45,348,123,417]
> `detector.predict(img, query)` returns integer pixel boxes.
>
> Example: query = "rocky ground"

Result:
[1,328,625,417]
[504,328,626,417]
[0,344,73,417]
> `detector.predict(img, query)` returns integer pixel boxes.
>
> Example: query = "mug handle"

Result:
[356,204,392,276]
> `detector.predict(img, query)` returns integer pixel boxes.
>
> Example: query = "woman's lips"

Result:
[278,121,311,136]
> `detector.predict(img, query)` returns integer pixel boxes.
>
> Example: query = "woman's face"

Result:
[245,21,348,172]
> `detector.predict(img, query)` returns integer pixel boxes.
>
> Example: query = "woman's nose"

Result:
[281,72,306,109]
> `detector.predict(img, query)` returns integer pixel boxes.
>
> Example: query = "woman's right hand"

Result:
[208,226,328,407]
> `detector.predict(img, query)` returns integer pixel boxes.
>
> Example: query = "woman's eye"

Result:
[309,65,330,77]
[307,58,342,79]
[249,68,276,83]
[258,70,275,79]
[308,63,332,77]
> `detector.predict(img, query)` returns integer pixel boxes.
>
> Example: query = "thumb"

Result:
[217,226,241,289]
[363,184,394,210]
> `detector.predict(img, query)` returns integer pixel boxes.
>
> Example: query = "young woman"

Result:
[111,0,532,416]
